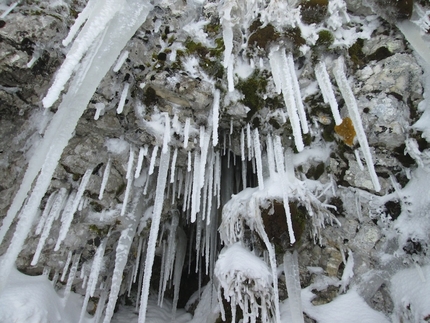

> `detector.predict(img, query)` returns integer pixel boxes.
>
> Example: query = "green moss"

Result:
[236,71,268,119]
[348,38,365,68]
[261,200,307,251]
[367,46,393,62]
[283,28,306,47]
[316,30,334,48]
[300,0,329,24]
[89,224,110,236]
[248,23,280,50]
[90,201,104,213]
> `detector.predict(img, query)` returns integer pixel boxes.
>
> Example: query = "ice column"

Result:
[283,250,304,323]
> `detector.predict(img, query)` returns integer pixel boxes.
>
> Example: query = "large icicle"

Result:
[315,61,342,125]
[333,57,381,192]
[138,147,170,323]
[283,250,304,323]
[103,194,143,323]
[269,48,304,152]
[0,0,153,291]
[43,0,126,108]
[79,235,109,323]
[55,169,92,251]
[162,113,171,153]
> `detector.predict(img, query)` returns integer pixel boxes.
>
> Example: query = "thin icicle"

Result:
[99,158,111,200]
[63,253,81,304]
[191,152,201,223]
[206,151,215,225]
[31,188,68,266]
[246,123,252,161]
[183,171,192,212]
[117,82,130,114]
[138,147,170,323]
[269,48,304,152]
[148,146,159,175]
[113,50,129,72]
[187,151,192,172]
[287,52,309,134]
[135,147,145,179]
[62,0,97,46]
[274,136,296,245]
[241,160,247,190]
[183,118,190,149]
[266,134,276,179]
[121,174,133,216]
[214,151,221,209]
[162,112,171,153]
[333,57,381,192]
[61,250,73,282]
[55,169,92,251]
[133,236,144,283]
[240,128,246,161]
[315,61,342,125]
[253,129,264,191]
[79,235,109,323]
[354,149,364,171]
[212,89,220,146]
[0,1,18,19]
[170,147,178,183]
[126,147,135,180]
[35,191,58,235]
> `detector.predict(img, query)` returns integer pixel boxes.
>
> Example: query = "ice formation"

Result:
[3,0,430,322]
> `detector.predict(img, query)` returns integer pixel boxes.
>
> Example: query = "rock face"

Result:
[1,0,430,322]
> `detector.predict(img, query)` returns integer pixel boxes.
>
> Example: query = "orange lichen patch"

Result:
[334,117,356,146]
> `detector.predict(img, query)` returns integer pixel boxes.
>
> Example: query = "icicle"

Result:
[246,123,252,161]
[171,228,187,320]
[62,0,97,46]
[177,171,184,199]
[354,149,364,171]
[162,112,171,153]
[0,0,153,290]
[55,169,92,251]
[113,50,129,72]
[191,152,201,223]
[183,171,192,212]
[187,151,192,172]
[206,152,215,225]
[35,192,57,235]
[0,1,18,19]
[126,147,135,180]
[214,151,221,209]
[135,147,145,179]
[79,235,109,323]
[221,2,235,92]
[61,250,73,282]
[212,89,220,146]
[52,269,60,286]
[158,241,167,305]
[287,52,309,134]
[183,118,190,149]
[266,134,276,179]
[195,212,203,272]
[133,236,144,283]
[269,48,304,152]
[283,250,304,323]
[333,57,381,192]
[253,129,264,191]
[99,158,111,200]
[117,82,130,114]
[170,147,178,183]
[315,61,342,125]
[199,128,211,189]
[94,102,105,120]
[273,136,296,245]
[138,147,170,323]
[63,253,81,304]
[94,282,109,323]
[241,160,247,190]
[103,193,143,323]
[31,188,68,266]
[148,146,159,175]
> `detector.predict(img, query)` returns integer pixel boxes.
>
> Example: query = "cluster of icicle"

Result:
[0,1,386,323]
